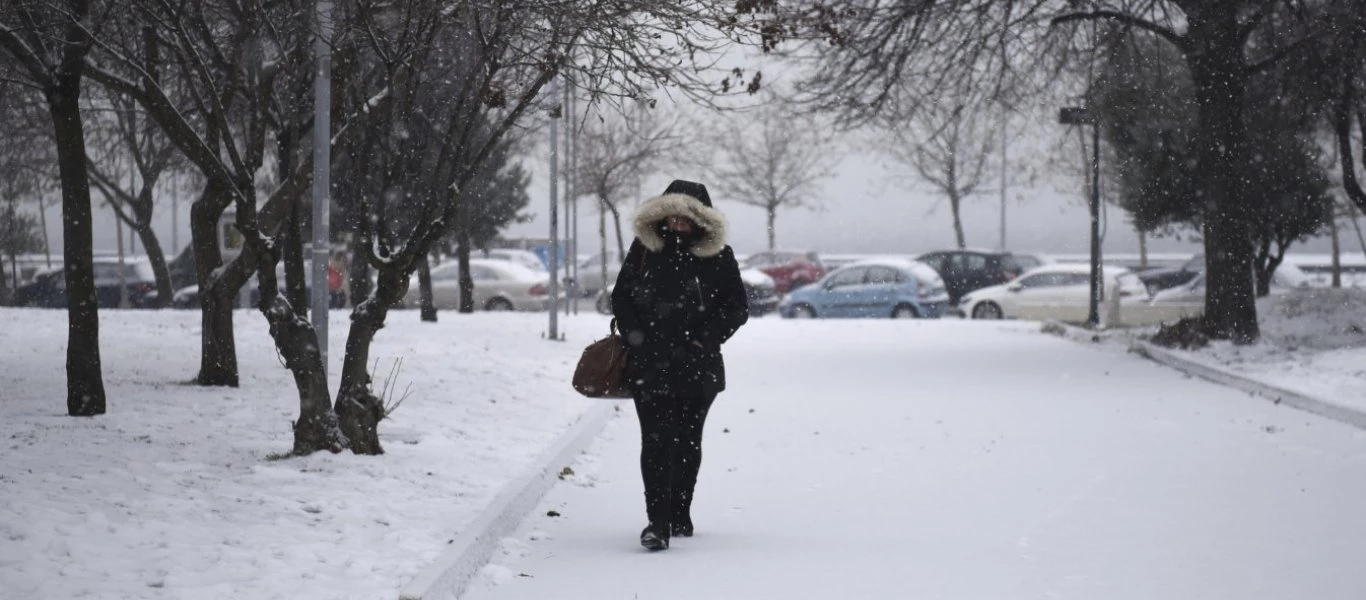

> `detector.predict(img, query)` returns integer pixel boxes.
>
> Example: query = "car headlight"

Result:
[958,295,972,305]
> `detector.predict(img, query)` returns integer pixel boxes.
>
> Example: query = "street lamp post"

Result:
[1059,106,1102,328]
[312,0,334,374]
[547,76,561,341]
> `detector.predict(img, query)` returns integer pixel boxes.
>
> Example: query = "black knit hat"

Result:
[662,179,713,208]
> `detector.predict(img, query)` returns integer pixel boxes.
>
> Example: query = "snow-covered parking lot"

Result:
[4,309,1366,599]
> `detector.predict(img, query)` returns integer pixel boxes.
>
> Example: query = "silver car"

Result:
[403,258,560,311]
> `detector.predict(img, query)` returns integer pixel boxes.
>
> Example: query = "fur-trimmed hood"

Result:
[633,192,728,258]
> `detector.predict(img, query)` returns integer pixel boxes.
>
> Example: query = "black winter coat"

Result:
[611,237,749,397]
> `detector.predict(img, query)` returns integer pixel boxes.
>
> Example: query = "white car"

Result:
[481,249,548,273]
[958,263,1148,320]
[403,258,559,311]
[1150,267,1310,305]
[574,251,624,297]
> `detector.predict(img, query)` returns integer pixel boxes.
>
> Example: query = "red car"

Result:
[741,251,827,295]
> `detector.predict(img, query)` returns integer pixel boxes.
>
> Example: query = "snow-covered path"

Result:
[463,320,1366,600]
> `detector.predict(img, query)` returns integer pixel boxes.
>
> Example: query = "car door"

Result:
[429,263,461,309]
[470,264,500,308]
[1003,272,1065,316]
[860,266,903,317]
[813,267,867,318]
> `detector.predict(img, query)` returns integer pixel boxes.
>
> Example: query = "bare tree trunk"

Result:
[282,198,307,319]
[1350,203,1366,260]
[606,201,626,257]
[767,204,777,250]
[134,224,173,307]
[50,84,106,416]
[1138,228,1149,270]
[336,265,410,455]
[1330,212,1342,288]
[38,199,51,268]
[1254,238,1274,298]
[1189,6,1258,343]
[599,197,609,290]
[191,185,239,386]
[348,234,372,306]
[417,255,436,321]
[949,191,966,250]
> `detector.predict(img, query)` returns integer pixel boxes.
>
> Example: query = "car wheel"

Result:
[791,304,816,319]
[485,297,515,312]
[971,302,1003,320]
[891,304,919,319]
[595,292,612,315]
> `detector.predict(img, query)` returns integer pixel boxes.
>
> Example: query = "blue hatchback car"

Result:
[779,259,950,319]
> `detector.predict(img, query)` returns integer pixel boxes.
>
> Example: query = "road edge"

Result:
[398,402,619,600]
[1128,340,1366,430]
[1041,319,1366,431]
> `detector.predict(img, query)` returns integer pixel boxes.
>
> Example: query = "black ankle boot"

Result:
[671,517,694,537]
[640,523,669,551]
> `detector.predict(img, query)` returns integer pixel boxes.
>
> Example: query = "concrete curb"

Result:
[398,402,619,600]
[1130,340,1366,431]
[1039,319,1111,344]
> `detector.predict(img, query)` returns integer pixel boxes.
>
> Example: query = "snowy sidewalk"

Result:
[461,320,1366,600]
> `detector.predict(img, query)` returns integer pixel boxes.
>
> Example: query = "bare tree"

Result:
[573,105,680,271]
[708,104,832,250]
[0,0,108,415]
[83,90,182,307]
[761,0,1355,343]
[884,100,996,249]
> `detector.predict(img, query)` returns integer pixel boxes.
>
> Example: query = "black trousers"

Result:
[633,391,717,526]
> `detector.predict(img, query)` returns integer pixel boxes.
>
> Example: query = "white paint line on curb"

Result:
[1131,340,1366,431]
[398,402,619,600]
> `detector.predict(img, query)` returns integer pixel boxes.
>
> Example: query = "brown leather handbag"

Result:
[572,319,632,398]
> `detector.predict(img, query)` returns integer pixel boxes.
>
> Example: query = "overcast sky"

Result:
[53,44,1351,264]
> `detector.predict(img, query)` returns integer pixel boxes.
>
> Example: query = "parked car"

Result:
[914,250,1046,305]
[778,259,949,319]
[574,250,625,297]
[400,258,559,311]
[956,263,1148,320]
[1149,267,1310,305]
[171,260,335,309]
[481,248,548,273]
[595,267,781,317]
[742,250,827,295]
[1136,254,1203,293]
[14,257,160,308]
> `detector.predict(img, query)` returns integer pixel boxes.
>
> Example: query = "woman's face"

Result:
[664,215,695,234]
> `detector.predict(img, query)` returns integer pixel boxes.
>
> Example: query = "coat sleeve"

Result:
[611,239,648,347]
[696,246,749,347]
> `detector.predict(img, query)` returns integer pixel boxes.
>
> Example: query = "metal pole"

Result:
[311,0,333,374]
[999,103,1008,251]
[548,77,561,340]
[1087,121,1102,328]
[562,81,572,316]
[570,88,580,315]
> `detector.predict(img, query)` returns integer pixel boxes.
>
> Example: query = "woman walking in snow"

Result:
[611,179,750,551]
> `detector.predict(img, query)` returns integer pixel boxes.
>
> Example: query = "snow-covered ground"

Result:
[464,319,1366,600]
[1162,289,1366,413]
[6,309,1366,599]
[0,307,603,600]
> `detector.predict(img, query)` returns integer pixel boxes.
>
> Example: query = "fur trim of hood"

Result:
[633,193,728,258]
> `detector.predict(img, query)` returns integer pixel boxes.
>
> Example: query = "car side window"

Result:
[865,266,902,285]
[957,254,988,272]
[471,266,499,281]
[432,265,460,281]
[1016,273,1052,288]
[826,267,866,288]
[1063,273,1092,286]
